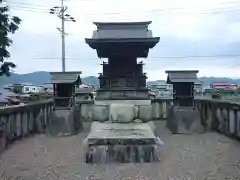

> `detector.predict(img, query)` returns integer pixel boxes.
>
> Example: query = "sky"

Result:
[3,0,240,80]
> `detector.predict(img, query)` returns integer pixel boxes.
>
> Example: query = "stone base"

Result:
[94,100,151,106]
[95,89,149,100]
[92,100,153,122]
[47,108,82,136]
[91,105,109,122]
[167,106,205,134]
[83,122,164,163]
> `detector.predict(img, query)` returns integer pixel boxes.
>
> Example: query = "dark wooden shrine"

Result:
[85,21,160,100]
[49,72,82,107]
[165,70,199,108]
[165,70,204,134]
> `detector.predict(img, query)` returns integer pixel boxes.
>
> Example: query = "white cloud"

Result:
[4,0,240,79]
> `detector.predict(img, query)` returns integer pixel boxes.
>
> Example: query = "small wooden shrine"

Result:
[165,70,205,134]
[165,70,199,108]
[49,71,82,107]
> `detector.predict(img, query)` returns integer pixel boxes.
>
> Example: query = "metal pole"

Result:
[61,0,66,72]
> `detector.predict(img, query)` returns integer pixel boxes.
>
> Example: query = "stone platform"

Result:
[95,89,150,101]
[167,106,205,134]
[88,121,157,140]
[47,108,82,136]
[1,121,240,179]
[94,100,151,106]
[83,122,163,163]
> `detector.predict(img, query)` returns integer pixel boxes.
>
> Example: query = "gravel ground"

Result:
[0,121,240,180]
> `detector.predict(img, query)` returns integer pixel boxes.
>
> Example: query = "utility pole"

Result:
[49,0,76,72]
[61,0,66,72]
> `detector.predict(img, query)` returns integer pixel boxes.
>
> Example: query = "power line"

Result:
[7,0,240,9]
[7,1,240,15]
[8,0,240,6]
[49,0,76,72]
[9,5,49,11]
[33,57,77,59]
[7,1,50,8]
[149,54,240,59]
[9,6,240,16]
[33,54,240,60]
[6,0,240,13]
[8,7,240,16]
[10,8,49,14]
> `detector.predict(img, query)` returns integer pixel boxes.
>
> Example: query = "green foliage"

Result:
[212,93,221,99]
[11,84,23,93]
[0,0,21,76]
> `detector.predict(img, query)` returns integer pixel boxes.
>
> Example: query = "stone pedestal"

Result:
[47,108,82,136]
[95,99,151,106]
[84,103,163,163]
[92,100,152,122]
[95,89,149,100]
[91,105,109,122]
[167,106,205,134]
[83,122,164,163]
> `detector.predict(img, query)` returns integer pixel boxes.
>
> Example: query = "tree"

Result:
[0,0,21,76]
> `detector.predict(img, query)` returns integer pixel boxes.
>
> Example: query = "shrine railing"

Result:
[151,98,173,120]
[0,99,54,154]
[152,97,240,140]
[196,98,240,140]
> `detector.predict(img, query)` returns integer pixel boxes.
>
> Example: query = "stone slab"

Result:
[83,122,164,163]
[94,100,151,106]
[87,122,156,140]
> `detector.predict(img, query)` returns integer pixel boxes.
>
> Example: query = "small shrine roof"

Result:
[165,70,199,83]
[48,71,82,84]
[93,21,152,26]
[85,21,160,58]
[85,38,160,58]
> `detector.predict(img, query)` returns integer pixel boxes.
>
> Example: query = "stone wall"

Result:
[196,99,240,140]
[0,99,54,154]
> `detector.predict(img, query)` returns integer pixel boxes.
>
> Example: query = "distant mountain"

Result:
[0,71,51,86]
[82,76,99,85]
[199,77,240,85]
[147,80,166,85]
[0,71,239,86]
[0,72,99,86]
[148,77,240,86]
